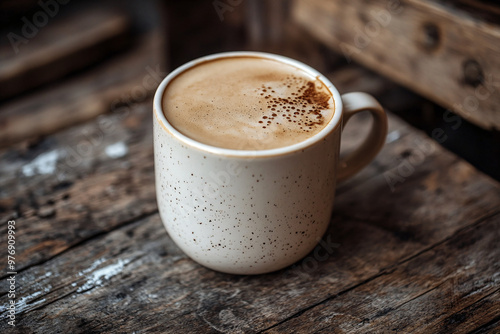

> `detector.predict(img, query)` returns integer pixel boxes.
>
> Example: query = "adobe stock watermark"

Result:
[170,159,244,221]
[7,0,71,54]
[383,137,436,192]
[55,64,167,181]
[286,235,340,276]
[340,0,403,64]
[171,133,278,220]
[383,73,500,192]
[5,220,17,327]
[213,0,243,22]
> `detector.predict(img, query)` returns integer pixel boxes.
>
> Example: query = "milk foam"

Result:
[163,57,335,150]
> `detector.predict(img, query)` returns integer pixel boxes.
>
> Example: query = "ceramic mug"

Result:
[153,52,387,275]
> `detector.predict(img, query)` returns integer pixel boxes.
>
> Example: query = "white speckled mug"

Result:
[153,52,387,275]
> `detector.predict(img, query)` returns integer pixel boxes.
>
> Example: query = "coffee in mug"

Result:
[162,56,335,150]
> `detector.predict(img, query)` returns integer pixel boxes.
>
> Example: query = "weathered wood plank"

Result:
[292,0,500,130]
[0,102,157,274]
[327,66,398,99]
[0,9,166,148]
[263,214,500,334]
[0,6,131,100]
[0,194,497,332]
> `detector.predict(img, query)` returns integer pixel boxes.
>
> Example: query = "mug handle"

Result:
[337,92,388,182]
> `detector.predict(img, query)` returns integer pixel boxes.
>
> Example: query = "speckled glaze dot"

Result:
[152,52,387,275]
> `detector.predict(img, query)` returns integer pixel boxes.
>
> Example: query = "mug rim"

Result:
[153,51,343,158]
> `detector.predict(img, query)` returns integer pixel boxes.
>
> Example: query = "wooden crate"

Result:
[292,0,500,130]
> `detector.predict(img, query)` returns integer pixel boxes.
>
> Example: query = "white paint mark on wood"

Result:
[0,284,55,315]
[386,130,400,143]
[77,259,130,293]
[105,141,128,159]
[22,150,59,176]
[16,291,45,313]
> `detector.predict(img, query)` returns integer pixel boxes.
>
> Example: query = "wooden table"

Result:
[1,89,499,332]
[1,3,499,332]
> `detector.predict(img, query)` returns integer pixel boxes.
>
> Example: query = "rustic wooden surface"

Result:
[292,0,500,130]
[0,2,166,149]
[0,6,132,100]
[1,80,499,333]
[1,2,500,332]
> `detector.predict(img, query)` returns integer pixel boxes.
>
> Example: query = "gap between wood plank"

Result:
[467,313,500,334]
[4,174,498,322]
[258,210,500,333]
[0,209,158,281]
[12,207,500,321]
[335,129,413,197]
[3,204,498,327]
[452,288,500,328]
[382,209,500,271]
[390,279,448,311]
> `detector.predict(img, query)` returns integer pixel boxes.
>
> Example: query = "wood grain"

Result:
[0,6,131,100]
[0,102,157,273]
[292,0,500,130]
[0,6,166,149]
[264,214,500,333]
